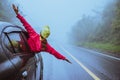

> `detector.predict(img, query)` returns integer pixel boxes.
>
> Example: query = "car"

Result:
[0,21,43,80]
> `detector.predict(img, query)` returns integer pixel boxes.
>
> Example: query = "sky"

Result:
[15,0,113,43]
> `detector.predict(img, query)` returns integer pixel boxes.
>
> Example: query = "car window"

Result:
[4,31,30,54]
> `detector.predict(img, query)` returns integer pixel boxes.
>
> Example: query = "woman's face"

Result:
[41,31,50,39]
[41,26,50,39]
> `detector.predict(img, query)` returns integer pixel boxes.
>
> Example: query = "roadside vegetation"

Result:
[80,42,120,54]
[70,0,120,56]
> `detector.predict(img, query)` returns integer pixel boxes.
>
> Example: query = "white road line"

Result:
[61,47,100,80]
[81,47,120,61]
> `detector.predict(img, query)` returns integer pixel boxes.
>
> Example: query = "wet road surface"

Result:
[41,43,120,80]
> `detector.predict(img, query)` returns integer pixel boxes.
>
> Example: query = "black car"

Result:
[0,22,43,80]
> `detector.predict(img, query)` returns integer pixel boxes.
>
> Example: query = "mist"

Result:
[0,0,22,25]
[0,0,116,45]
[70,0,118,46]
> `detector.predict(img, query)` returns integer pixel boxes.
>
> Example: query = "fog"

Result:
[0,0,114,44]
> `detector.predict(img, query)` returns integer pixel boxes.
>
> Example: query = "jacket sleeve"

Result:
[46,43,66,60]
[17,13,37,37]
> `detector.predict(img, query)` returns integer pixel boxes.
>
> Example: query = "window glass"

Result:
[4,32,29,54]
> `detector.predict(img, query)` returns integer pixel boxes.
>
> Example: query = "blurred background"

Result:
[1,0,120,54]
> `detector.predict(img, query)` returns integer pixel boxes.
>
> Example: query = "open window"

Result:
[0,25,30,55]
[4,31,30,54]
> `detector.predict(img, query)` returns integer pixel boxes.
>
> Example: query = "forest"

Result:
[70,0,120,56]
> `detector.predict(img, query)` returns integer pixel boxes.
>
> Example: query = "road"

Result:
[1,22,119,80]
[41,42,120,80]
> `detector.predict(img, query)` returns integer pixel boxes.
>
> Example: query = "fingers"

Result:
[12,4,17,10]
[12,4,16,9]
[68,60,72,64]
[12,4,19,14]
[65,59,72,64]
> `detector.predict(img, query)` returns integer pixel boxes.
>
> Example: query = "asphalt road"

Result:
[41,43,120,80]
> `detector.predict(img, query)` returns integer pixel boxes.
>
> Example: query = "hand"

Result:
[65,58,72,64]
[12,4,19,14]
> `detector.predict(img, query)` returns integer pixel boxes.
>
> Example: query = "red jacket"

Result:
[17,13,66,60]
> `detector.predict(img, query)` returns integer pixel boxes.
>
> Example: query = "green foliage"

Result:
[91,0,120,45]
[112,0,120,29]
[110,0,120,43]
[70,15,100,44]
[81,42,120,53]
[71,0,120,54]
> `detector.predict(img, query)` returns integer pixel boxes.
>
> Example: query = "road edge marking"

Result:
[61,47,100,80]
[80,47,120,61]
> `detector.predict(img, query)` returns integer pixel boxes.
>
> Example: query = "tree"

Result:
[70,0,118,45]
[70,15,100,45]
[111,0,120,44]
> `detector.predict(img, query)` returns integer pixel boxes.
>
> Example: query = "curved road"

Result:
[41,42,120,80]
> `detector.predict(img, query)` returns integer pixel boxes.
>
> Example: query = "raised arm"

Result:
[12,4,37,37]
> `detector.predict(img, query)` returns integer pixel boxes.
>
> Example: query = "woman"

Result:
[12,4,71,63]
